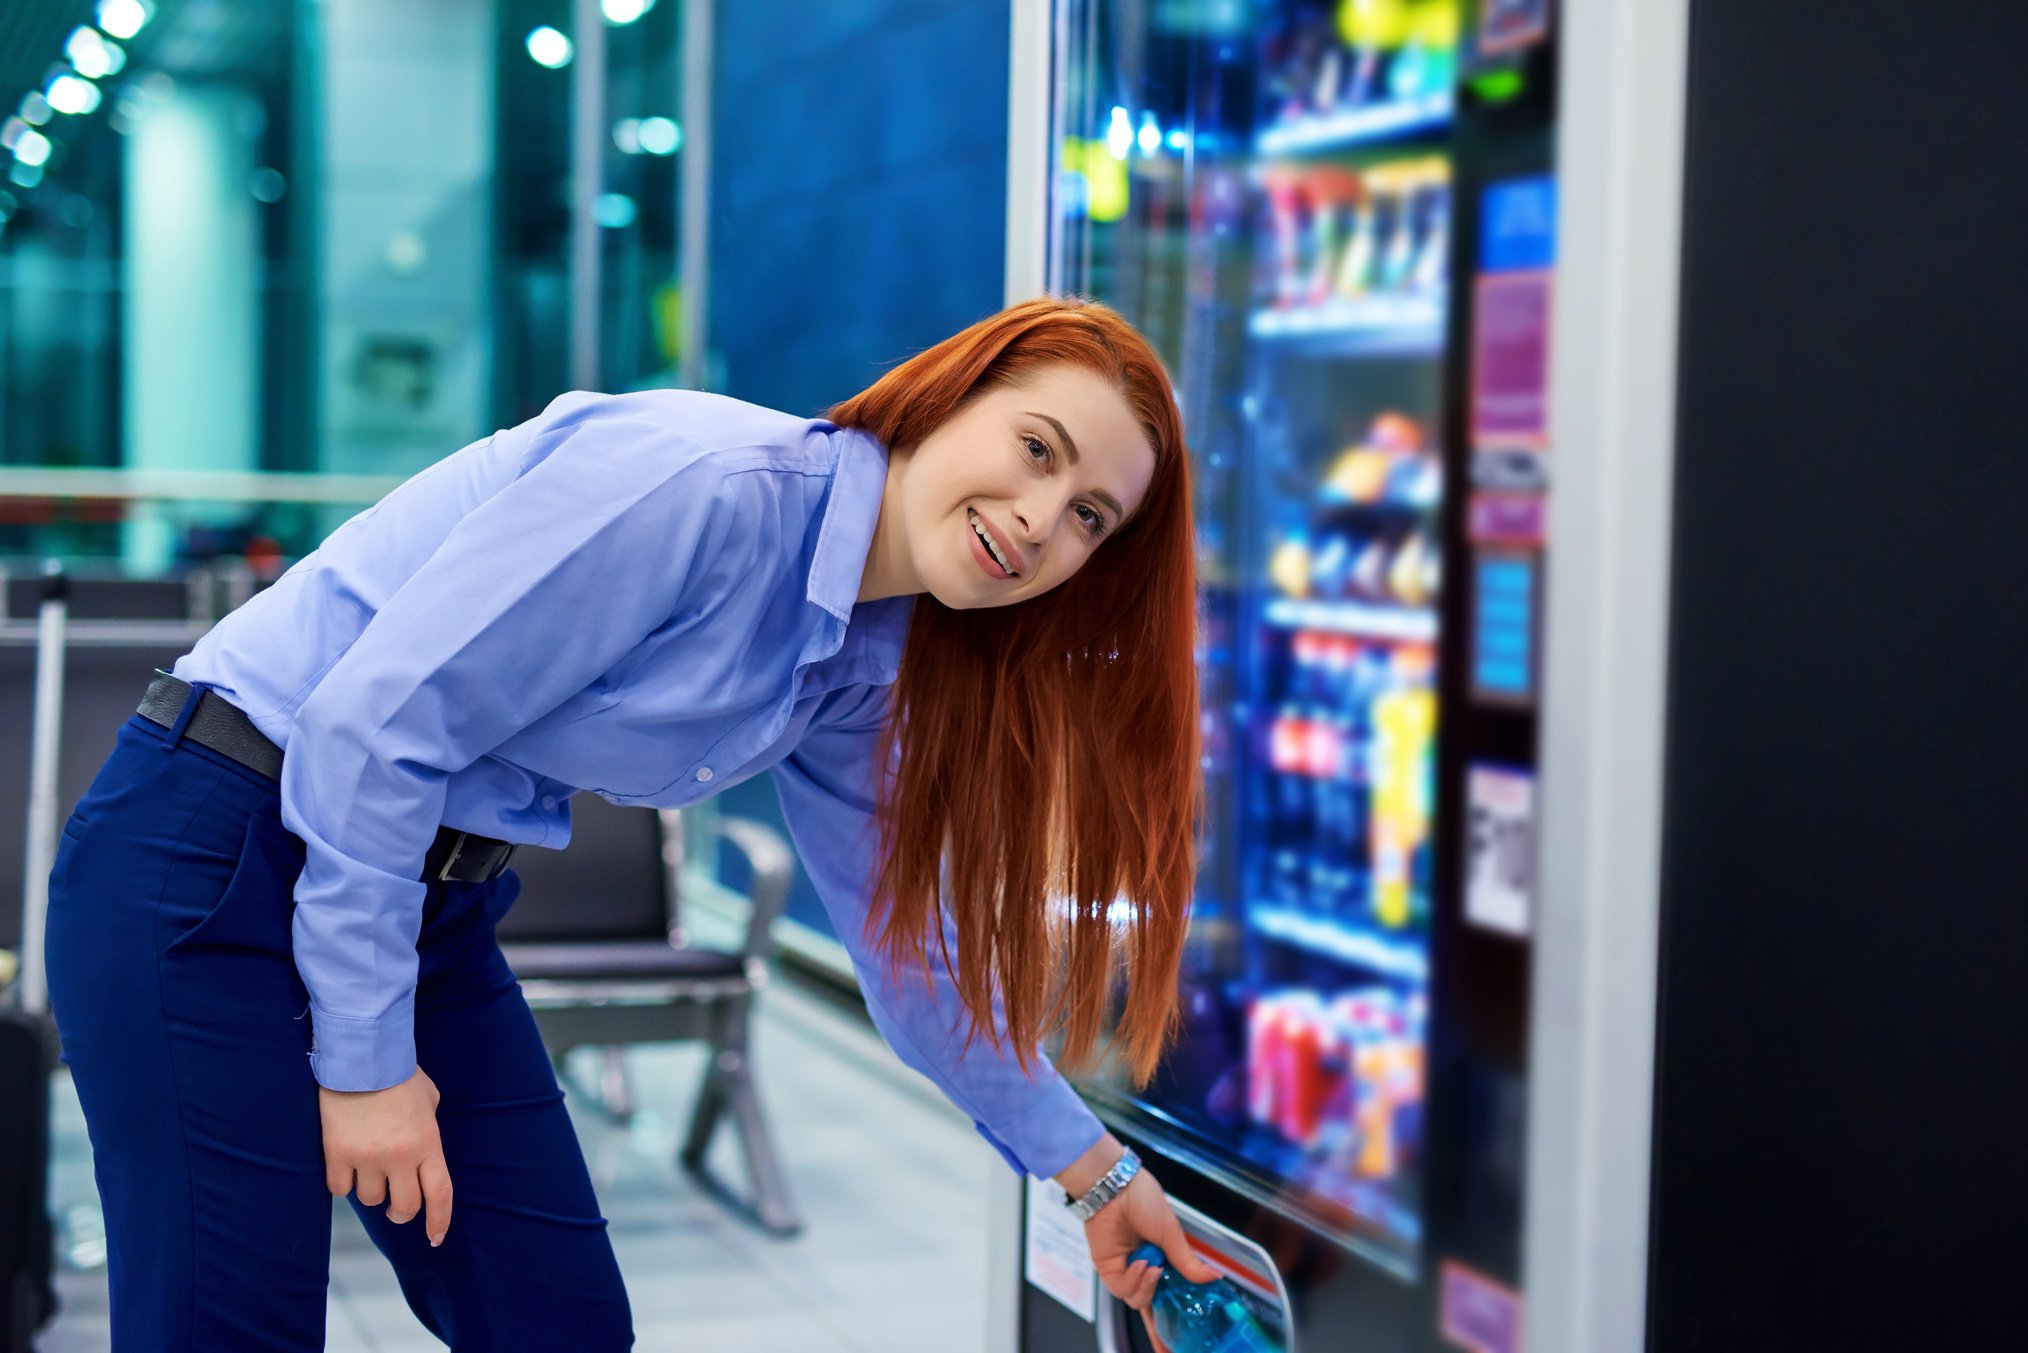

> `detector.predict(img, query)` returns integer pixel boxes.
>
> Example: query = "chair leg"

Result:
[595,1046,637,1121]
[677,996,800,1237]
[680,1052,729,1170]
[725,1048,801,1237]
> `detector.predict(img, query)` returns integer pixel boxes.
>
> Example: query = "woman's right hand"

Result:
[319,1065,454,1247]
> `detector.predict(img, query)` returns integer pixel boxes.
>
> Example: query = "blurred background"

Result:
[2,1,2026,1351]
[1,1,1020,1349]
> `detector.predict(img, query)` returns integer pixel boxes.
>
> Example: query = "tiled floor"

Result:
[40,973,998,1352]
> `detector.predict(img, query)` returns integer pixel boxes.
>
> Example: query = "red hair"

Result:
[825,296,1202,1087]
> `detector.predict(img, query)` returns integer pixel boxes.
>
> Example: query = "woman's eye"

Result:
[1077,505,1108,538]
[1024,435,1051,463]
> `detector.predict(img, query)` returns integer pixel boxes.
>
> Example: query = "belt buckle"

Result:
[436,830,512,883]
[435,831,469,882]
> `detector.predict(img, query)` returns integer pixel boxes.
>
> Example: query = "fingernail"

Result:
[429,1234,443,1248]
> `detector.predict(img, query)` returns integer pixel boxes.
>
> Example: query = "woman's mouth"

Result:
[968,509,1019,579]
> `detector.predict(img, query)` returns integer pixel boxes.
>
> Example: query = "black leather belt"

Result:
[138,672,517,884]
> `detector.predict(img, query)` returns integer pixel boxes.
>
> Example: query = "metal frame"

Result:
[15,576,66,1015]
[1003,0,1055,308]
[0,467,402,504]
[570,0,608,392]
[1524,0,1692,1347]
[665,0,719,908]
[679,0,714,391]
[989,1,1058,1345]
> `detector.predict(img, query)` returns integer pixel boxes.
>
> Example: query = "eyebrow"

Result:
[1024,410,1128,526]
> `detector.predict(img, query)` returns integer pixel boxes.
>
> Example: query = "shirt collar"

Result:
[806,424,886,623]
[805,424,914,682]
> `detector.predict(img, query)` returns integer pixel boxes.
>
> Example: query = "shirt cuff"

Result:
[307,1004,417,1092]
[975,1071,1108,1180]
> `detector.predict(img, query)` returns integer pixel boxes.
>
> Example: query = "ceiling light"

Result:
[96,0,150,42]
[1106,107,1133,160]
[593,192,636,228]
[47,75,102,117]
[67,27,125,79]
[1137,111,1161,156]
[13,128,53,167]
[526,26,573,69]
[636,117,679,155]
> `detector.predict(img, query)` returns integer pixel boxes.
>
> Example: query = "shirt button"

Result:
[541,795,557,811]
[694,766,713,783]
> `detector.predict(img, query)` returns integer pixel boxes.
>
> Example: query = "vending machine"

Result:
[998,1,1569,1348]
[995,0,2028,1348]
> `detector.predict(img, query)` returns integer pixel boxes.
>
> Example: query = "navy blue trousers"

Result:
[43,701,634,1351]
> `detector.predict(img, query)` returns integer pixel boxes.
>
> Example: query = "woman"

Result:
[44,296,1219,1350]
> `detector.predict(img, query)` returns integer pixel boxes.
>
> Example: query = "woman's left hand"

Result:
[1065,1135,1221,1353]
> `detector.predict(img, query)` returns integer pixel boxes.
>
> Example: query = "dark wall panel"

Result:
[1651,3,2028,1348]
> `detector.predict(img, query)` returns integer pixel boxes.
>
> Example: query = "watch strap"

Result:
[1064,1144,1142,1222]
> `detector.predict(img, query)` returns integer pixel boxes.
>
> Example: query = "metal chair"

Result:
[496,796,802,1236]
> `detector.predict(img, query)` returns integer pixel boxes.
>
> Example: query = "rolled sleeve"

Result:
[282,393,729,1090]
[769,686,1107,1179]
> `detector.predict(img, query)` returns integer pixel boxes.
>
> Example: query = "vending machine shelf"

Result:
[1247,294,1446,355]
[1262,597,1439,643]
[1255,91,1455,157]
[1246,903,1429,982]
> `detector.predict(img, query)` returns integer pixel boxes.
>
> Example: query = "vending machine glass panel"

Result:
[1048,0,1461,1274]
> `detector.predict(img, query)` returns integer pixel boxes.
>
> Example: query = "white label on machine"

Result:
[1466,764,1536,938]
[1024,1177,1096,1322]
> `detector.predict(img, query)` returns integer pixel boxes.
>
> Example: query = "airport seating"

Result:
[497,796,803,1236]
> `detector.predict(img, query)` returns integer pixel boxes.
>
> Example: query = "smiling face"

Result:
[861,363,1159,609]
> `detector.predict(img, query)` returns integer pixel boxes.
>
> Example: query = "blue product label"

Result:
[1480,176,1558,274]
[1472,554,1537,703]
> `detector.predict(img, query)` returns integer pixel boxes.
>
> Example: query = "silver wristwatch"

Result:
[1064,1145,1142,1222]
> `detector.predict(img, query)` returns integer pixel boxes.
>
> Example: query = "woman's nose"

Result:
[1013,496,1067,547]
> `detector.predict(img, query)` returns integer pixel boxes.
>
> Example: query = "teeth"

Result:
[970,510,1015,575]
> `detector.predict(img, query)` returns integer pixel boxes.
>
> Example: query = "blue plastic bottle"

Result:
[1128,1244,1284,1353]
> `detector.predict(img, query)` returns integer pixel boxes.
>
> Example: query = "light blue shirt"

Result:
[175,389,1104,1179]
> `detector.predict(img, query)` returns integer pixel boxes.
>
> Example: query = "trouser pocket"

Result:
[160,805,313,1042]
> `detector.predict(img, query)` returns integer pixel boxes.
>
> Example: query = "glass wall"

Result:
[0,0,686,571]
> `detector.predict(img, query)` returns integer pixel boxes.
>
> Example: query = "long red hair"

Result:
[825,296,1201,1087]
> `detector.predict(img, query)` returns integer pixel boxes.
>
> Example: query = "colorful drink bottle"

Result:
[1128,1244,1284,1353]
[1369,648,1436,928]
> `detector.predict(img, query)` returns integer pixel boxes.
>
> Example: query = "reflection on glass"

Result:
[598,0,683,394]
[1053,0,1459,1269]
[498,0,579,428]
[0,0,687,573]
